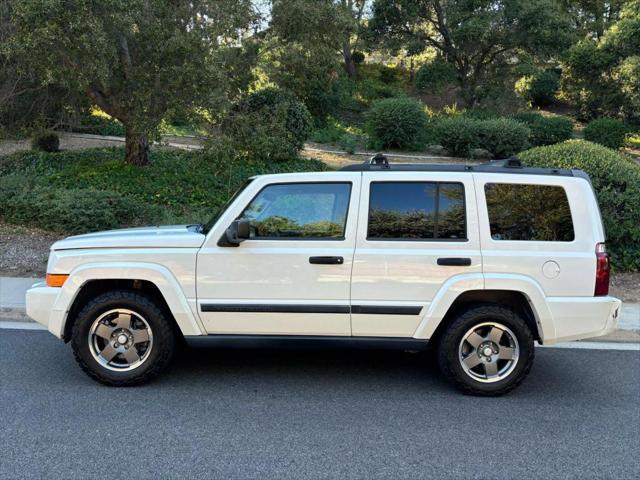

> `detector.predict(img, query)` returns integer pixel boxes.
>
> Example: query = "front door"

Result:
[196,173,360,336]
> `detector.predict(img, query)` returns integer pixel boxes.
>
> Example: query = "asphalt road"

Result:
[1,329,638,479]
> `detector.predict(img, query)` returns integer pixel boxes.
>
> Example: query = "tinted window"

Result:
[240,183,351,239]
[367,182,466,240]
[485,183,574,241]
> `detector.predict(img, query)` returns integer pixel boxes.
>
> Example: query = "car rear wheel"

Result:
[437,304,535,396]
[71,290,176,386]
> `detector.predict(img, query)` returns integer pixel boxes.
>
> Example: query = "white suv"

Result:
[26,157,621,395]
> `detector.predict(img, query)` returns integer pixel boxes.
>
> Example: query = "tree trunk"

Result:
[124,128,150,166]
[342,41,357,78]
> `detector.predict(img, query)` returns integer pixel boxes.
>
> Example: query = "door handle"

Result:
[309,256,344,265]
[437,257,472,266]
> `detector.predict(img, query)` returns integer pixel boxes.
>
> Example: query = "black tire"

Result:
[70,290,176,386]
[437,304,535,396]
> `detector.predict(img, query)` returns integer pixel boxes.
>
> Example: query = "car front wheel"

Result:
[70,290,176,386]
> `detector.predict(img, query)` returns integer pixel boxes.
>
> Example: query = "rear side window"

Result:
[240,182,351,239]
[485,183,574,241]
[367,182,466,240]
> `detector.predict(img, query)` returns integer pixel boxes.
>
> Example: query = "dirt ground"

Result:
[0,222,637,301]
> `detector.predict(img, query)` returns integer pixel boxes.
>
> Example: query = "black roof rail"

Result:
[339,154,575,177]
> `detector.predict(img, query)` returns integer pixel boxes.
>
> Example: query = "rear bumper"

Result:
[25,283,63,338]
[546,296,622,344]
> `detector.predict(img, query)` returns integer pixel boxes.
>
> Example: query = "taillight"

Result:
[594,243,610,296]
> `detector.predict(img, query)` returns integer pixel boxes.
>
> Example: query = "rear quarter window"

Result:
[484,183,574,241]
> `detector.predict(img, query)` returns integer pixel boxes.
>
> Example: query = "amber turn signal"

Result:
[46,274,69,288]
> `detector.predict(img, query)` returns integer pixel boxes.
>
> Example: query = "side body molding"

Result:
[412,273,553,343]
[48,262,206,339]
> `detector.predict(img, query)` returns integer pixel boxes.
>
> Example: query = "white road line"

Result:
[539,341,640,351]
[1,321,639,351]
[0,321,47,330]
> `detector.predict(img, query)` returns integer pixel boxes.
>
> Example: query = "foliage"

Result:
[515,70,560,107]
[368,0,573,106]
[351,51,365,65]
[519,140,640,271]
[430,117,530,158]
[73,111,126,137]
[0,147,330,234]
[311,118,366,153]
[583,118,633,149]
[31,131,59,152]
[221,88,313,161]
[365,97,428,149]
[414,58,456,93]
[511,112,575,146]
[560,1,640,122]
[7,0,257,165]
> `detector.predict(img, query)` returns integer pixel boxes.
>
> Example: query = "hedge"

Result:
[519,140,640,271]
[366,97,429,150]
[583,118,632,149]
[511,112,574,146]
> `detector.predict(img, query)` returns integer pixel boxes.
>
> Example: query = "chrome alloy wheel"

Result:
[88,309,153,372]
[458,322,520,383]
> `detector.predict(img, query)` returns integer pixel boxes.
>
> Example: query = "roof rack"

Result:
[339,154,574,177]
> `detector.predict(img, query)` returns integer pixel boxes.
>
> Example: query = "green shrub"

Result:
[75,114,126,136]
[414,58,456,93]
[519,140,640,271]
[31,131,59,152]
[222,88,312,161]
[431,117,480,157]
[378,65,398,84]
[476,118,530,158]
[366,97,428,150]
[512,112,575,146]
[430,117,529,158]
[583,118,632,149]
[515,70,560,107]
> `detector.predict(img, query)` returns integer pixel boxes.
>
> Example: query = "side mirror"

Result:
[220,219,251,246]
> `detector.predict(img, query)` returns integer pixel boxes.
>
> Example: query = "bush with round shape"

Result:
[583,118,632,149]
[351,51,365,65]
[222,88,312,161]
[366,97,428,150]
[432,116,529,158]
[512,112,574,146]
[515,70,560,107]
[31,131,59,152]
[518,140,640,271]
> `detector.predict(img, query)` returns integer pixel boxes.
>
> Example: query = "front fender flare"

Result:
[48,262,205,339]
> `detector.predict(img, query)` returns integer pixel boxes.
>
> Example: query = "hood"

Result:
[51,225,206,250]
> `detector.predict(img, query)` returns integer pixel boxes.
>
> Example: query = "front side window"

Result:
[485,183,574,241]
[367,182,466,240]
[239,183,351,239]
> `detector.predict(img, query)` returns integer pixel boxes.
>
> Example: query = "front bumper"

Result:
[546,296,622,344]
[25,282,62,337]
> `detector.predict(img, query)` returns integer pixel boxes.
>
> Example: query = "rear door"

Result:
[350,171,482,337]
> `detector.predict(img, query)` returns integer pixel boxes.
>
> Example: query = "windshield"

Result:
[201,179,254,234]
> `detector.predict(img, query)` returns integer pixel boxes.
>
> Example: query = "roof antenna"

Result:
[369,153,390,168]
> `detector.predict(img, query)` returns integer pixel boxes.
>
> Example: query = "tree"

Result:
[6,0,256,165]
[368,0,573,106]
[270,0,368,78]
[560,0,626,39]
[561,0,640,121]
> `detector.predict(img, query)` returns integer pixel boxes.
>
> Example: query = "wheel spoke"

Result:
[99,344,118,363]
[465,331,484,348]
[486,326,504,345]
[132,329,150,344]
[121,347,140,364]
[95,323,115,340]
[484,361,499,378]
[462,353,482,369]
[114,312,132,329]
[498,347,515,360]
